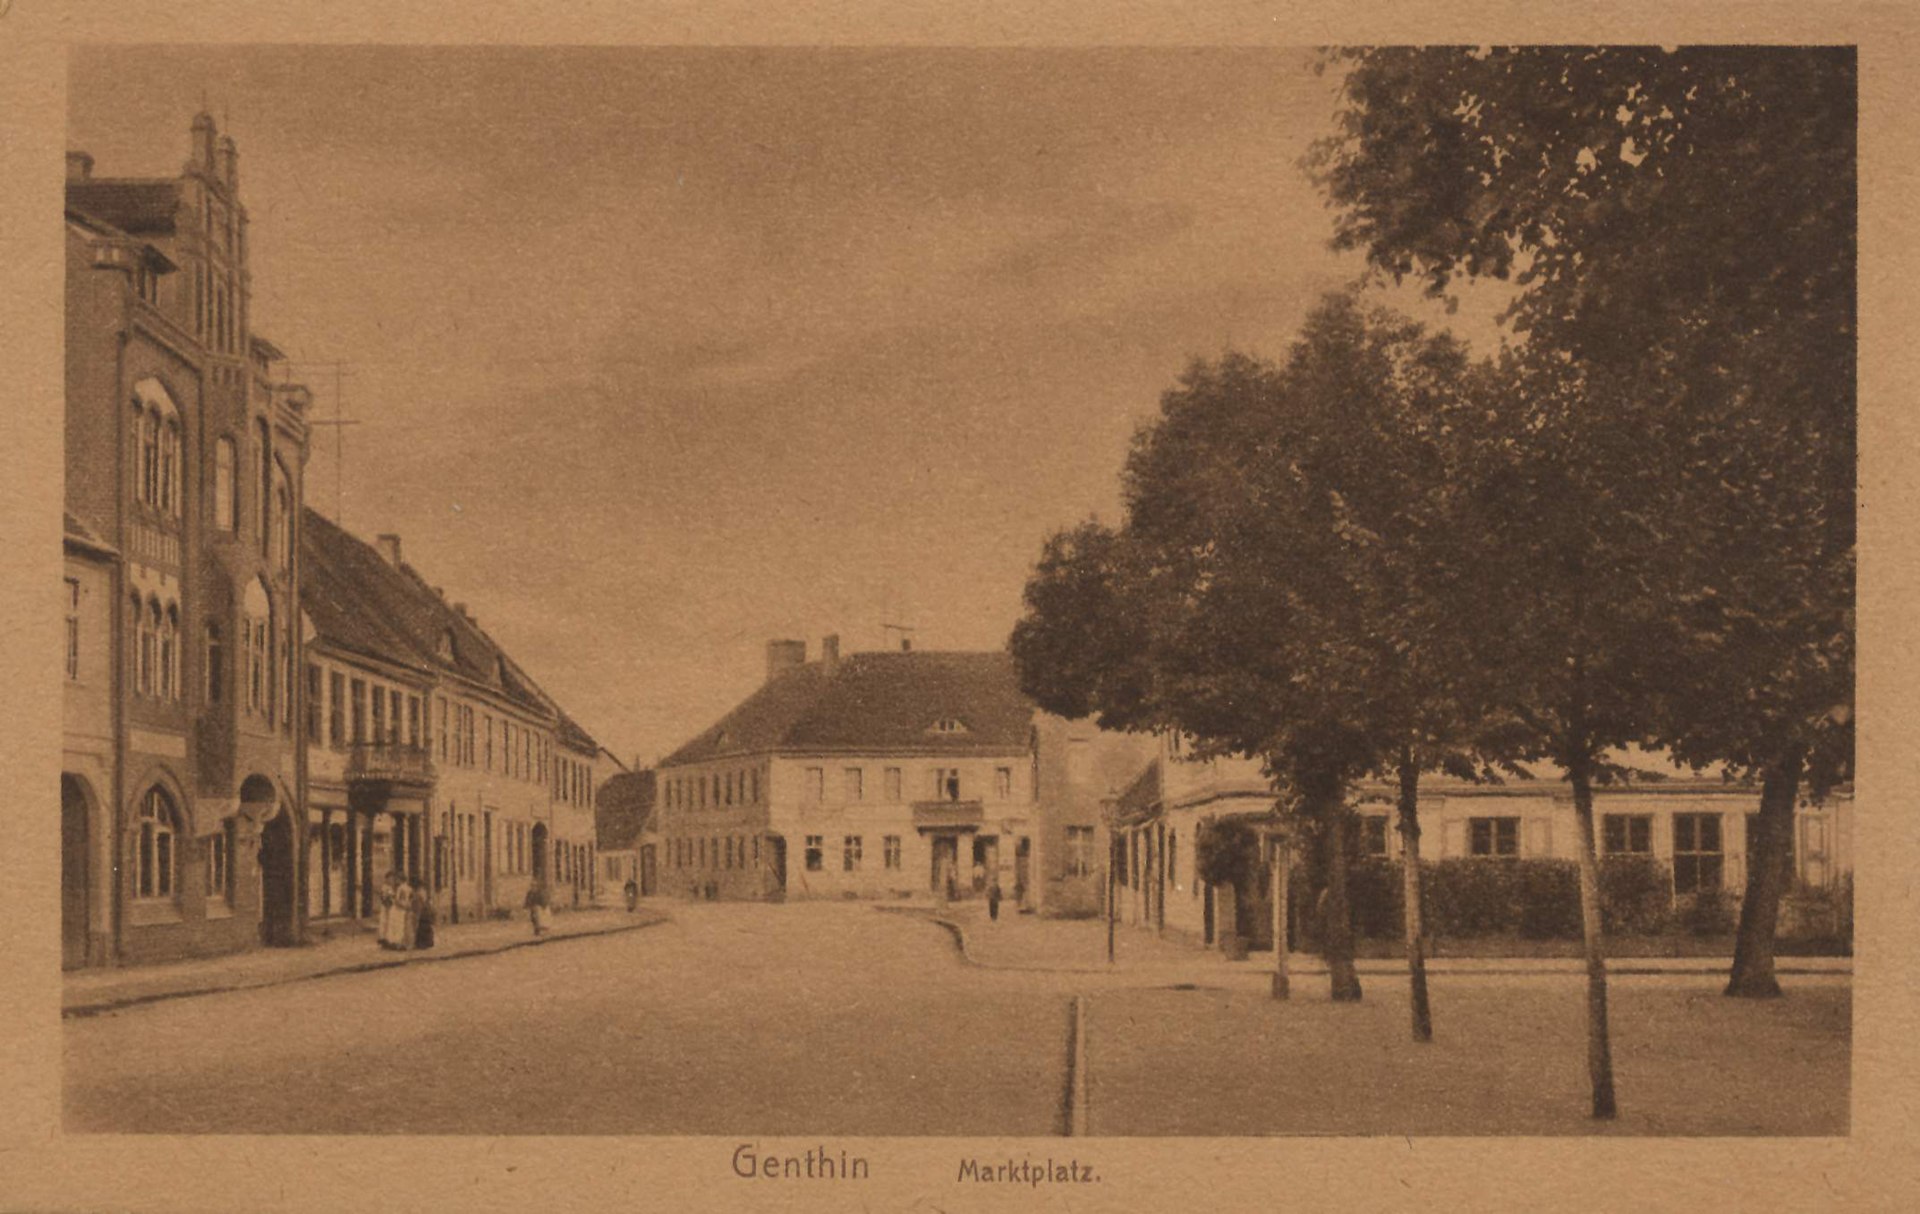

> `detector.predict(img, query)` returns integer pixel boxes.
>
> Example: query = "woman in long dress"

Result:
[394,874,415,951]
[378,871,402,949]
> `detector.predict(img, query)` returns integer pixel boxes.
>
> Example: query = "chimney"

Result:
[766,639,807,682]
[901,637,912,653]
[217,134,239,191]
[375,533,403,566]
[821,633,840,674]
[191,112,217,173]
[66,151,94,182]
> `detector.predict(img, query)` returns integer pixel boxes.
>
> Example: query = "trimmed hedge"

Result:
[1319,856,1729,945]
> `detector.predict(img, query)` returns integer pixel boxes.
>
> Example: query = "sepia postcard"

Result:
[3,3,1917,1212]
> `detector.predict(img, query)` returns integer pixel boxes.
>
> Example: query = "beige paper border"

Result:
[4,3,1915,1210]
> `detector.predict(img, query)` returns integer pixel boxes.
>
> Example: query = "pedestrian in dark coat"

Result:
[413,883,436,949]
[987,876,1002,922]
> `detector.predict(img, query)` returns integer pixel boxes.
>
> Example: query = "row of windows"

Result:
[135,398,291,572]
[310,666,589,801]
[1353,811,1731,895]
[671,834,763,871]
[664,766,762,812]
[799,764,1015,806]
[129,595,182,701]
[801,834,905,873]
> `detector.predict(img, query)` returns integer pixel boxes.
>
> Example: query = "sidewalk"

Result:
[63,904,670,1018]
[922,904,1852,984]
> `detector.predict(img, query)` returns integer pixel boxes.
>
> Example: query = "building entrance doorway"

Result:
[531,822,549,884]
[970,835,998,894]
[639,844,657,896]
[768,835,788,900]
[61,775,91,970]
[259,806,296,947]
[930,835,959,897]
[1014,837,1031,904]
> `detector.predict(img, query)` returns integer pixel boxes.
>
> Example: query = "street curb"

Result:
[62,912,671,1020]
[868,907,1852,981]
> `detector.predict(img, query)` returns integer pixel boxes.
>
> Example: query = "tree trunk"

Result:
[1310,776,1362,1002]
[1272,835,1290,1000]
[1727,750,1804,998]
[1396,748,1432,1042]
[1568,754,1618,1120]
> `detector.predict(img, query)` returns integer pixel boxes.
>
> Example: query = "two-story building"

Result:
[300,509,606,930]
[656,639,1036,903]
[62,116,311,966]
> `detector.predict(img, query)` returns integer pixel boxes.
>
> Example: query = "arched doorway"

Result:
[61,775,92,970]
[530,822,549,884]
[257,801,296,947]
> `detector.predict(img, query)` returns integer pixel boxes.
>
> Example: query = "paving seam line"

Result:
[63,915,670,1020]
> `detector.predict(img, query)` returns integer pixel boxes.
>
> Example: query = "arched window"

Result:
[243,580,270,716]
[136,597,159,696]
[270,459,292,570]
[255,418,272,554]
[159,604,179,700]
[213,437,237,531]
[205,622,224,703]
[136,787,179,899]
[141,409,160,508]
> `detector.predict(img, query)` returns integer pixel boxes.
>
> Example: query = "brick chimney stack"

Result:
[766,639,807,682]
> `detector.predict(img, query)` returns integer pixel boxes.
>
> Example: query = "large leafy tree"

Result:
[1311,46,1857,998]
[1013,294,1488,1016]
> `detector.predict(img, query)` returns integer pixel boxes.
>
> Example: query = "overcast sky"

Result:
[69,46,1507,766]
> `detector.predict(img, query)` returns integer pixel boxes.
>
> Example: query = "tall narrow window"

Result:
[388,688,403,745]
[213,437,236,531]
[137,598,157,696]
[136,788,179,899]
[159,605,178,700]
[160,419,181,516]
[371,686,386,744]
[306,664,323,742]
[350,678,367,744]
[408,696,421,748]
[205,623,224,703]
[141,410,160,507]
[64,579,80,681]
[255,419,272,554]
[328,671,345,747]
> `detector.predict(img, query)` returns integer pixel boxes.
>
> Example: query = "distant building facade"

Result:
[597,768,657,899]
[63,115,311,967]
[656,639,1036,903]
[1109,736,1856,952]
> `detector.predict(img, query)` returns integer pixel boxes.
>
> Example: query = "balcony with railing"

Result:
[345,742,436,789]
[911,799,985,831]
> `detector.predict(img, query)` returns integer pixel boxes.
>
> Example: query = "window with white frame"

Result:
[1602,814,1653,856]
[206,820,232,902]
[1360,813,1391,857]
[135,787,179,900]
[995,767,1013,800]
[843,835,863,872]
[934,767,961,801]
[884,835,902,869]
[804,835,824,871]
[1064,825,1095,877]
[1672,814,1724,894]
[1468,816,1520,858]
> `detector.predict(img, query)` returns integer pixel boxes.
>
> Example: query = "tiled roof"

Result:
[555,709,600,754]
[661,650,1034,767]
[300,507,548,716]
[66,179,181,235]
[596,770,655,850]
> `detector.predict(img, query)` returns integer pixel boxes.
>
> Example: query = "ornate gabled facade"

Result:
[63,116,311,967]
